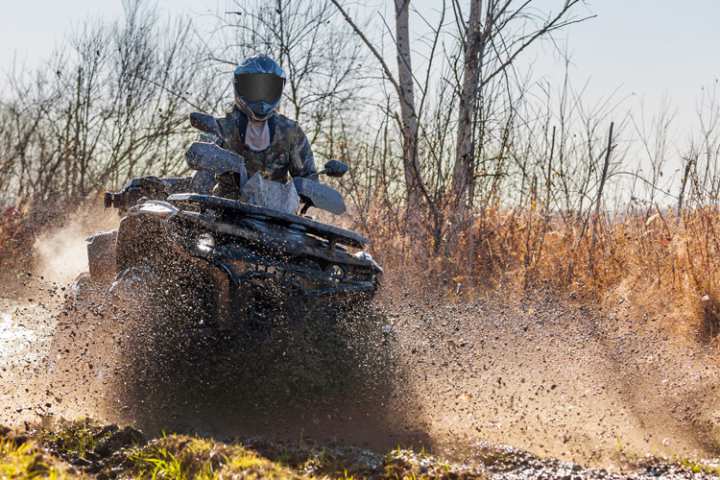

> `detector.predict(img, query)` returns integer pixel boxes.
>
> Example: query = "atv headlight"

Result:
[197,233,215,253]
[327,264,345,284]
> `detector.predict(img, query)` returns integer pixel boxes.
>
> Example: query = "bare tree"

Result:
[450,0,592,221]
[0,0,220,209]
[329,0,426,209]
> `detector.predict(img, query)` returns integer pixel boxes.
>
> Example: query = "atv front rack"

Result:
[167,193,368,249]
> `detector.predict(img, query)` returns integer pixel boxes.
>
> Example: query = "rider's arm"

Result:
[289,128,319,181]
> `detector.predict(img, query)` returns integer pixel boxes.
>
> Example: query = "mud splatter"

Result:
[2,278,720,476]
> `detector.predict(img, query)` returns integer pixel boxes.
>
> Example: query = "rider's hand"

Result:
[212,172,242,200]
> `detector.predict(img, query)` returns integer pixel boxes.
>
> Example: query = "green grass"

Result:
[35,417,144,466]
[678,457,720,476]
[128,435,304,479]
[5,419,492,479]
[0,437,79,479]
[32,418,720,479]
[18,420,720,479]
[21,419,720,479]
[37,419,100,461]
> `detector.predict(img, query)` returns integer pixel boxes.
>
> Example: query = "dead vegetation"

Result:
[369,204,720,345]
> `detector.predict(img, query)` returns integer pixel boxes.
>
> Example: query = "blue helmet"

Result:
[233,55,286,121]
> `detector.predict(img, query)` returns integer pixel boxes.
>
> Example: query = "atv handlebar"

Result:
[105,176,192,211]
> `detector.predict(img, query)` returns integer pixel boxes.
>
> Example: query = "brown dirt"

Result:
[2,277,720,473]
[383,288,720,466]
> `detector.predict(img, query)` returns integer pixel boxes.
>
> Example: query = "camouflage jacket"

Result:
[213,107,317,198]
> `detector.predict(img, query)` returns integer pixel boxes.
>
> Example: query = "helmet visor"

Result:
[235,73,284,103]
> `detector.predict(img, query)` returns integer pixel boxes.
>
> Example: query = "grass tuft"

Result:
[0,436,79,479]
[128,435,304,479]
[35,418,144,465]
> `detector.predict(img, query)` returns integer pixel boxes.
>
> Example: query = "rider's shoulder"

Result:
[272,112,301,132]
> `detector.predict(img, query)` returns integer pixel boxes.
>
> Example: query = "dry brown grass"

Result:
[365,203,720,344]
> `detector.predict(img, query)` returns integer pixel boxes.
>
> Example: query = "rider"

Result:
[212,55,318,199]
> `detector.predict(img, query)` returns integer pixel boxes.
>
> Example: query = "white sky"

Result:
[0,0,718,140]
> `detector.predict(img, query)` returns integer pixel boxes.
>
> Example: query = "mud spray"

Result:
[33,204,120,284]
[2,208,720,472]
[0,204,118,422]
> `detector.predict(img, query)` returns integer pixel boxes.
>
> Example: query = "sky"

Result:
[0,0,718,141]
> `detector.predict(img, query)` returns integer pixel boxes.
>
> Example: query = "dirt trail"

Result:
[0,286,62,423]
[389,293,720,465]
[2,279,720,473]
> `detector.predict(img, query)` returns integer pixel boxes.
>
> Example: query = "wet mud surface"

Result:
[2,279,720,478]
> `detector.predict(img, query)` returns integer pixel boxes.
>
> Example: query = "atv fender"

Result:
[87,230,118,283]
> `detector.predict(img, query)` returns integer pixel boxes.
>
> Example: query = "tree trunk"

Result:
[451,0,486,216]
[328,0,424,213]
[394,0,422,209]
[445,0,490,253]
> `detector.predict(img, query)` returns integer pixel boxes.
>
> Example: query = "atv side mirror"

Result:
[322,160,349,178]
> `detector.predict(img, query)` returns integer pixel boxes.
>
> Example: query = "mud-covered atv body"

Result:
[51,114,391,427]
[87,113,382,320]
[106,192,381,299]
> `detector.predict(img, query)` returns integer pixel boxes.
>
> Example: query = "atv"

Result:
[86,112,382,320]
[48,113,388,428]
